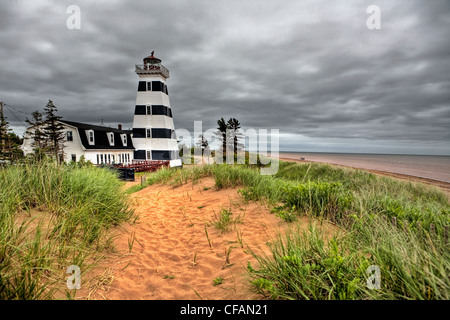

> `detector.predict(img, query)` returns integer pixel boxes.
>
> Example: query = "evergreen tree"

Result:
[42,100,66,163]
[216,117,244,162]
[0,109,11,161]
[196,134,209,154]
[216,117,228,161]
[6,131,23,162]
[0,111,23,163]
[227,117,243,155]
[25,110,47,158]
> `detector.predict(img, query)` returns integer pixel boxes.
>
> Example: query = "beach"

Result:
[71,155,450,300]
[278,152,450,192]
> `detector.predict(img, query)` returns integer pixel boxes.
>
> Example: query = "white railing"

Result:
[135,64,170,78]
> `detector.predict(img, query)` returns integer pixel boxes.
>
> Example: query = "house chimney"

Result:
[118,124,122,130]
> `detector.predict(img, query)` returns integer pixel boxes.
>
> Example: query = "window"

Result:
[151,105,166,115]
[71,154,76,162]
[134,150,146,160]
[97,154,99,164]
[86,130,95,145]
[108,132,114,146]
[152,150,171,160]
[146,128,151,138]
[152,81,162,91]
[146,150,151,160]
[121,134,127,146]
[147,105,151,115]
[151,128,172,138]
[132,128,146,138]
[138,81,146,91]
[127,153,130,162]
[108,154,111,163]
[134,105,146,115]
[100,154,104,163]
[147,82,152,91]
[66,131,73,141]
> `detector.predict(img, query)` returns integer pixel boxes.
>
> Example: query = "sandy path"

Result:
[78,177,335,300]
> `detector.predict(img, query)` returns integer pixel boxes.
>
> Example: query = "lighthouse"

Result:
[132,52,178,161]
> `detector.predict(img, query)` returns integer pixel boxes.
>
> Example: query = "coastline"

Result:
[278,156,450,197]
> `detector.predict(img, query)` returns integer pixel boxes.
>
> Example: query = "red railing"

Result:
[114,160,170,172]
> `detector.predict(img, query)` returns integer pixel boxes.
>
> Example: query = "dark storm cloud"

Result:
[1,0,449,154]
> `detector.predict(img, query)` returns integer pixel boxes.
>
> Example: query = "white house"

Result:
[21,120,134,165]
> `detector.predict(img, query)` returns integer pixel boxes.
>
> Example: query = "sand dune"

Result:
[77,177,336,300]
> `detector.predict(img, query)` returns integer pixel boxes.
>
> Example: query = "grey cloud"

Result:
[0,0,449,154]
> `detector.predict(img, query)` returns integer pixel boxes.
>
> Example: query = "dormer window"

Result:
[66,130,73,141]
[107,132,114,146]
[86,130,95,145]
[121,134,127,146]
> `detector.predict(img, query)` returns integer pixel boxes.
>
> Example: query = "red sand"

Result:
[76,177,337,300]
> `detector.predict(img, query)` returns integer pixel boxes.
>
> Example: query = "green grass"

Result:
[213,276,223,286]
[132,161,449,300]
[0,160,135,299]
[210,208,244,233]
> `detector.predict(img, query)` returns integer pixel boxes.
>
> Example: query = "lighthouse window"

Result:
[147,82,152,91]
[152,105,166,115]
[132,128,146,138]
[151,128,172,139]
[146,150,151,160]
[164,84,168,95]
[134,150,146,160]
[152,150,171,160]
[138,81,146,91]
[152,81,162,92]
[147,105,151,115]
[146,128,151,138]
[134,105,146,115]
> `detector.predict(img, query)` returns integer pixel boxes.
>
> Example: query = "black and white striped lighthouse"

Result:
[132,52,178,161]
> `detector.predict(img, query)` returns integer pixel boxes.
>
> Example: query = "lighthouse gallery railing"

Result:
[135,64,170,78]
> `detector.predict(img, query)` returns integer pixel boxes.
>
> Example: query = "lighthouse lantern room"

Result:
[132,51,177,161]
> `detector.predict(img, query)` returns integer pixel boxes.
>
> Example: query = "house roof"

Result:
[60,120,135,150]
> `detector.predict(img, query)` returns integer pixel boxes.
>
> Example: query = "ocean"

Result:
[278,152,450,184]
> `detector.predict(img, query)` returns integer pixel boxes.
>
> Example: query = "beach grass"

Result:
[133,160,449,299]
[0,160,134,299]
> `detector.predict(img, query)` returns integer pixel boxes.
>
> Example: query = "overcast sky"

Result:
[1,0,449,155]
